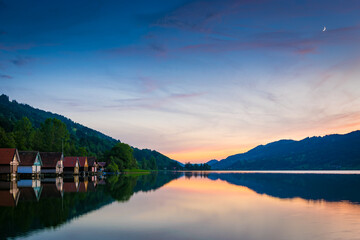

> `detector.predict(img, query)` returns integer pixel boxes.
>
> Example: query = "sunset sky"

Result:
[1,0,360,163]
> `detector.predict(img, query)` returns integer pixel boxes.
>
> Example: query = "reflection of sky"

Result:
[1,1,360,162]
[17,176,360,240]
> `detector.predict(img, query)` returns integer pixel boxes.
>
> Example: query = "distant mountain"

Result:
[206,159,219,166]
[0,94,181,169]
[212,131,360,170]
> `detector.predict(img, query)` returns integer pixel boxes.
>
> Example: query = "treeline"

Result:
[184,162,211,170]
[0,117,90,156]
[103,143,183,171]
[133,148,182,170]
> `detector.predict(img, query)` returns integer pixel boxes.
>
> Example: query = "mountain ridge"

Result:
[212,131,360,170]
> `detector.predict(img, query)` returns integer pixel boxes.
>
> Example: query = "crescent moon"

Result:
[323,26,327,32]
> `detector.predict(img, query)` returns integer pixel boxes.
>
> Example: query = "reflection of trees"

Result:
[208,173,360,204]
[184,171,210,179]
[134,172,183,192]
[0,182,113,239]
[105,175,138,202]
[0,173,182,239]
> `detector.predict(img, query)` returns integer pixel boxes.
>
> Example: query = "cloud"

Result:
[0,43,36,51]
[138,76,160,93]
[80,91,208,113]
[10,56,32,66]
[140,0,360,56]
[152,0,258,34]
[0,74,12,79]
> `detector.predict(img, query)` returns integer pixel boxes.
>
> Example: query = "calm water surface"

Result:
[2,171,360,240]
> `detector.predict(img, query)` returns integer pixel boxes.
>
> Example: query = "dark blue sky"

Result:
[1,0,360,162]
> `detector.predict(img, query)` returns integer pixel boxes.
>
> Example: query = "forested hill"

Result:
[0,94,182,170]
[211,130,360,170]
[0,94,118,157]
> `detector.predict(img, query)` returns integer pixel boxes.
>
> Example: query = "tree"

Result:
[77,147,88,156]
[105,143,138,171]
[149,156,158,170]
[36,118,70,152]
[141,157,148,169]
[13,117,35,150]
[0,126,16,148]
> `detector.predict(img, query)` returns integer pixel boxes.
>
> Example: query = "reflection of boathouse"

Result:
[0,180,20,207]
[19,187,42,202]
[63,176,80,192]
[40,182,63,199]
[18,179,42,201]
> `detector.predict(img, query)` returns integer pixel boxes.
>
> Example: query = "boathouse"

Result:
[40,152,63,175]
[0,148,20,177]
[63,157,80,175]
[97,162,106,172]
[78,156,88,173]
[18,151,42,175]
[87,157,97,174]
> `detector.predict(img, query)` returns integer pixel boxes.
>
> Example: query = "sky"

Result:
[1,0,360,163]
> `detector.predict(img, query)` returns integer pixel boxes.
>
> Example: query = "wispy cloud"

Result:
[0,43,36,51]
[110,92,206,110]
[10,56,33,66]
[0,74,12,79]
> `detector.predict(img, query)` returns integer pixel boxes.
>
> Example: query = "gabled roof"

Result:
[78,157,87,167]
[40,152,62,168]
[63,157,79,167]
[19,151,41,166]
[87,156,96,166]
[0,148,18,165]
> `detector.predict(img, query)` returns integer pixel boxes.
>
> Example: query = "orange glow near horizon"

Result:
[165,147,251,164]
[165,126,360,164]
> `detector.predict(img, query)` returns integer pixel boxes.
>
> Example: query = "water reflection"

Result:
[206,172,360,204]
[1,171,360,240]
[0,172,182,239]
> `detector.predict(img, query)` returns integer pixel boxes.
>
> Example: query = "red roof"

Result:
[0,148,17,165]
[40,152,62,168]
[78,157,87,167]
[63,157,79,167]
[87,157,96,167]
[19,151,39,166]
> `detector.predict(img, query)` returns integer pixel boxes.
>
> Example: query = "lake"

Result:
[1,171,360,240]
